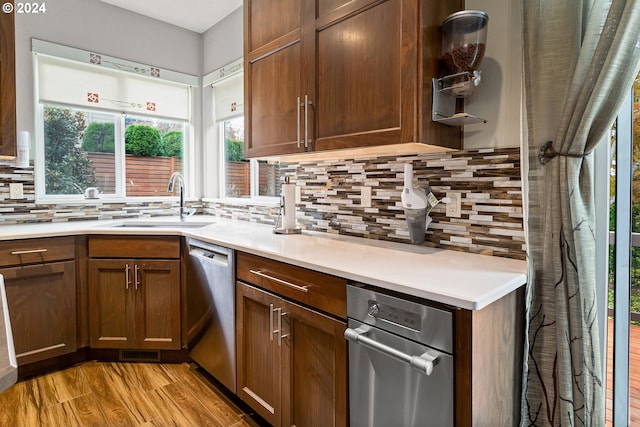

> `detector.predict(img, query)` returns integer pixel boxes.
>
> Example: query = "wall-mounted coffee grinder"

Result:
[432,10,489,126]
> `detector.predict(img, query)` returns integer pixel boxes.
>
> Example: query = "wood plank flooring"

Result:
[0,361,256,427]
[606,320,640,426]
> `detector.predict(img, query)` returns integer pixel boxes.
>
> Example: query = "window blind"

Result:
[213,73,244,123]
[36,54,192,121]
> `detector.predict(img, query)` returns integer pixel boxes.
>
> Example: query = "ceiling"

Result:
[99,0,243,33]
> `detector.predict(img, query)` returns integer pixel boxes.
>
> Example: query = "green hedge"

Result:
[125,125,163,157]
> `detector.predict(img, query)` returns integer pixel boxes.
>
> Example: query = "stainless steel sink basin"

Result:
[102,219,216,229]
[113,223,208,228]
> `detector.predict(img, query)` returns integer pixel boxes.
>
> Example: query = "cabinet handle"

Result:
[269,304,275,342]
[249,270,308,293]
[134,265,140,290]
[125,264,131,290]
[278,310,289,346]
[297,96,302,148]
[10,248,47,255]
[304,95,311,148]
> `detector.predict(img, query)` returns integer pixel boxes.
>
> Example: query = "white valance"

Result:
[204,58,244,123]
[34,41,194,121]
[213,72,244,123]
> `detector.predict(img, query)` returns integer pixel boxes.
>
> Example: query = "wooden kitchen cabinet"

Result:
[0,237,77,366]
[88,236,181,350]
[236,252,347,427]
[243,0,462,158]
[0,0,16,157]
[244,0,306,157]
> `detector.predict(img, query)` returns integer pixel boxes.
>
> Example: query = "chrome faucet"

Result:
[167,172,186,220]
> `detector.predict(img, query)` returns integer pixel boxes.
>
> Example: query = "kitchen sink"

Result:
[102,219,216,229]
[113,223,209,228]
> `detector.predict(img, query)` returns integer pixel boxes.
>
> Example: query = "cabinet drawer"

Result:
[237,252,347,319]
[0,237,75,267]
[88,235,180,259]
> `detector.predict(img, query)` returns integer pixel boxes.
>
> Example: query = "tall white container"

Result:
[16,131,30,167]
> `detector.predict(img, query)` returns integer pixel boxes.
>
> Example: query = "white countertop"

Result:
[0,216,527,310]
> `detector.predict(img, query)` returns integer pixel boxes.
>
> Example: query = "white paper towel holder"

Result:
[274,176,301,235]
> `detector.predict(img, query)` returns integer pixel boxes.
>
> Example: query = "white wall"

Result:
[202,7,243,74]
[460,0,522,149]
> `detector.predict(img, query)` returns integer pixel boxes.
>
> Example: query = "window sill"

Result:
[34,196,196,205]
[203,197,279,207]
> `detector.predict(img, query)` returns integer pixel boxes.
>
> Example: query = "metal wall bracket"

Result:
[432,72,487,126]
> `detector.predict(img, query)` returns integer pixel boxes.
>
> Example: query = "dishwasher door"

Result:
[347,318,454,427]
[185,238,235,393]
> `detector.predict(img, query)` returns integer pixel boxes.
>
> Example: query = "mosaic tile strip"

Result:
[0,162,202,224]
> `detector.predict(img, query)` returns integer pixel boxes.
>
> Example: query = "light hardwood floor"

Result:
[0,361,257,427]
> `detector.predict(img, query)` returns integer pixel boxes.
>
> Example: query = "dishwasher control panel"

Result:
[367,300,422,332]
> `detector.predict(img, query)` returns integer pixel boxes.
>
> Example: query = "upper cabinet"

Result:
[0,0,16,157]
[244,0,463,158]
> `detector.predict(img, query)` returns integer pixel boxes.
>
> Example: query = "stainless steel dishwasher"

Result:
[345,283,454,427]
[185,238,235,393]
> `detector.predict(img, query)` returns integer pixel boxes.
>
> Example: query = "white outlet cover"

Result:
[361,186,372,208]
[445,192,462,218]
[9,183,24,199]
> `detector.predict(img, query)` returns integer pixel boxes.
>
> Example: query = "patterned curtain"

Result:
[522,0,640,425]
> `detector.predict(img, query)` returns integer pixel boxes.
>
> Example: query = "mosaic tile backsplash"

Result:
[212,147,525,260]
[0,147,524,260]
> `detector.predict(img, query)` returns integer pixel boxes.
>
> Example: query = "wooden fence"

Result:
[87,153,183,197]
[87,154,279,197]
[226,161,281,197]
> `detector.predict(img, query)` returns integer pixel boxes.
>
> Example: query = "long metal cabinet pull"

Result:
[249,269,308,293]
[269,303,275,342]
[344,325,439,376]
[134,265,140,290]
[278,310,288,346]
[304,95,310,148]
[297,96,301,148]
[125,264,131,290]
[10,248,47,255]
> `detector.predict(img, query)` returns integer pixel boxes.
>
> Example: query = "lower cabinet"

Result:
[236,281,347,427]
[0,237,77,366]
[87,235,182,351]
[88,259,181,350]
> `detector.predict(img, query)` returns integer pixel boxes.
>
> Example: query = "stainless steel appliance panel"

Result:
[347,318,454,427]
[186,238,236,393]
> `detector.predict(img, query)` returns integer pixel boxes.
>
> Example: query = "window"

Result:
[33,40,195,200]
[209,61,280,200]
[606,71,640,425]
[221,117,280,198]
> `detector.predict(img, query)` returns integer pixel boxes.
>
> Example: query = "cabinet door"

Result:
[244,0,308,157]
[88,259,135,348]
[134,260,181,350]
[236,282,282,426]
[314,0,417,151]
[281,299,347,427]
[2,261,77,365]
[0,0,16,157]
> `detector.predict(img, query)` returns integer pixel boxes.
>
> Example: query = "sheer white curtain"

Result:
[522,0,640,425]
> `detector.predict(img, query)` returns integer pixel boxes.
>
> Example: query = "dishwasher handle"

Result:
[344,325,438,376]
